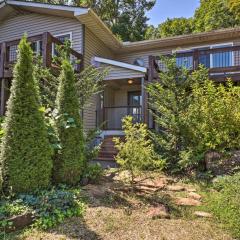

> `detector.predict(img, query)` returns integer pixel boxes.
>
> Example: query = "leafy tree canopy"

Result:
[146,0,240,39]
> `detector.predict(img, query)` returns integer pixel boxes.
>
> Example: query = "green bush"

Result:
[0,186,85,230]
[0,36,53,193]
[83,163,103,183]
[54,58,84,185]
[114,116,165,184]
[205,173,240,238]
[148,57,240,171]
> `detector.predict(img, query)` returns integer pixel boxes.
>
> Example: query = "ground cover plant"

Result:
[203,173,240,238]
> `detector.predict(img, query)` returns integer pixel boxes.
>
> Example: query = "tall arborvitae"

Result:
[0,36,53,193]
[54,59,84,185]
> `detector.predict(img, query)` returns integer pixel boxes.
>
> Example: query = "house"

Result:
[1,0,240,166]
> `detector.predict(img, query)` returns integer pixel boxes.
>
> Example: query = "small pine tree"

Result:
[114,116,165,185]
[54,58,84,185]
[0,36,53,193]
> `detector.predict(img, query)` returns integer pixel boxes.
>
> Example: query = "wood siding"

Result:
[0,11,83,54]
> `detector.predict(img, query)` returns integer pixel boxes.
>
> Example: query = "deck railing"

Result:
[0,32,83,115]
[96,106,143,130]
[148,45,240,82]
[0,32,83,79]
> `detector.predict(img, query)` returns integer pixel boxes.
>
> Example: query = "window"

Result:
[31,41,42,55]
[52,32,72,56]
[210,44,233,68]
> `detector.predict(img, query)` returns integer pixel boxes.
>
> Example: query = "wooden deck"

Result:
[0,32,83,115]
[148,45,240,82]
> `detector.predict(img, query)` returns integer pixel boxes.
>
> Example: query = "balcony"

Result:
[148,45,240,82]
[0,32,83,79]
[0,32,83,115]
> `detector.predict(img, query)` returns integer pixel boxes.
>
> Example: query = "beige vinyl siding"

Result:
[83,27,114,131]
[0,11,83,54]
[84,27,114,65]
[99,63,145,80]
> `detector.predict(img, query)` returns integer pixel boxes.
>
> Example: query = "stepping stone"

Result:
[185,187,197,192]
[188,192,202,200]
[167,185,185,191]
[194,211,212,218]
[147,205,170,219]
[175,197,201,206]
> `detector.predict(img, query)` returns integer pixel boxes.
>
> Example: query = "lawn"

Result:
[4,170,233,240]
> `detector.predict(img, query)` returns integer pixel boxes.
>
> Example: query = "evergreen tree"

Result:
[54,58,84,185]
[0,36,53,193]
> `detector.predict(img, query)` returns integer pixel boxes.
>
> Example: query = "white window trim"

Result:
[52,32,73,56]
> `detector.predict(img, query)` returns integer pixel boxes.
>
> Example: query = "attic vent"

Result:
[133,58,145,67]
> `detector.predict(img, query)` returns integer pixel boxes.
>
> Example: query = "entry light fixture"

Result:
[128,79,133,84]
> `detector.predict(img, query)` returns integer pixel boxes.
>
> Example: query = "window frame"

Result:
[52,32,73,56]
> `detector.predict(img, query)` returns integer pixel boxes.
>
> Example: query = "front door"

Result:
[128,91,142,123]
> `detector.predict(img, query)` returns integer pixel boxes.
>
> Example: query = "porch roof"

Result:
[92,57,147,81]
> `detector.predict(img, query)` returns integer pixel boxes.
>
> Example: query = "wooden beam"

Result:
[0,42,6,79]
[0,78,6,116]
[42,32,52,68]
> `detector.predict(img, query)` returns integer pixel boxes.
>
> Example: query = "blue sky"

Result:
[147,0,200,26]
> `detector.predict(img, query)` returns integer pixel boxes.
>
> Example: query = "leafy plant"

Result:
[114,116,165,185]
[0,186,85,230]
[82,163,103,183]
[0,35,53,193]
[148,57,240,171]
[204,173,240,238]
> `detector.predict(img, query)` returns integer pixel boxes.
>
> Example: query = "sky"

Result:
[147,0,200,27]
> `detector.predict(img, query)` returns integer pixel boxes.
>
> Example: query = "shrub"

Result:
[114,116,165,184]
[148,57,240,171]
[0,36,53,193]
[82,163,103,183]
[0,186,85,231]
[205,173,240,238]
[54,58,84,185]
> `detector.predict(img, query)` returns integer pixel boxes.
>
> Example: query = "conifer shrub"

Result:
[114,116,165,184]
[54,58,84,185]
[0,36,53,193]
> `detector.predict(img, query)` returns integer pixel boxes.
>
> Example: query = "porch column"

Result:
[141,77,149,127]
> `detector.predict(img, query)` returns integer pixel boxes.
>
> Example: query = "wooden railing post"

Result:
[193,49,199,70]
[0,42,6,79]
[42,32,52,68]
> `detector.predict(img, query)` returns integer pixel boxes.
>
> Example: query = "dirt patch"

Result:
[10,171,233,240]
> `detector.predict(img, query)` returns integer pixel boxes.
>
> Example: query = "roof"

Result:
[92,57,147,73]
[0,0,121,51]
[1,1,240,54]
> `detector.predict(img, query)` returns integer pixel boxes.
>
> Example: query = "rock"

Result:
[147,205,170,219]
[194,211,212,218]
[1,213,34,233]
[188,192,202,200]
[83,184,107,198]
[185,187,197,192]
[205,150,240,176]
[167,185,185,191]
[175,197,201,206]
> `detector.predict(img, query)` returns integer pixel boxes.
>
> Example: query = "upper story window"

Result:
[175,43,234,70]
[52,32,72,56]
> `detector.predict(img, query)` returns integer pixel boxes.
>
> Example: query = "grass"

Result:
[2,171,235,240]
